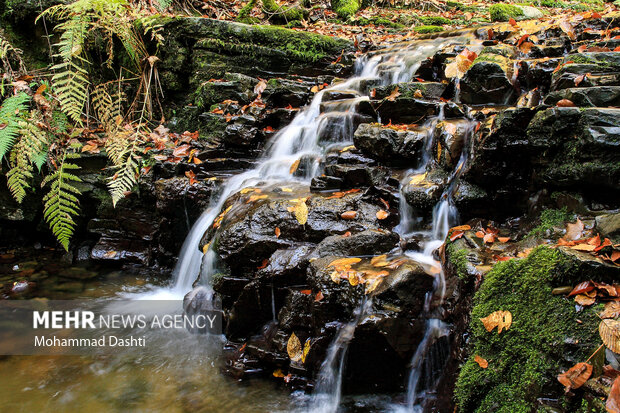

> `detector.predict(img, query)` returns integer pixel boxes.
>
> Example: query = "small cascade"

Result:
[309,298,373,413]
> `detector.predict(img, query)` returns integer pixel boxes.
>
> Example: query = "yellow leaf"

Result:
[409,173,427,186]
[290,159,301,174]
[301,339,311,363]
[371,255,388,267]
[365,277,383,295]
[240,187,255,194]
[600,319,620,353]
[294,199,308,225]
[340,145,355,152]
[273,369,284,378]
[330,270,341,284]
[287,333,303,362]
[202,242,211,254]
[247,194,268,203]
[281,187,293,192]
[480,310,512,334]
[328,257,361,268]
[348,272,360,286]
[436,141,442,163]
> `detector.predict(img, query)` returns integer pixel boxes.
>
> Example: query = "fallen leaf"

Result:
[257,259,269,270]
[275,227,281,238]
[569,281,594,296]
[571,244,596,251]
[289,159,301,174]
[302,339,311,363]
[600,319,620,353]
[365,277,383,295]
[254,79,267,95]
[328,257,361,268]
[310,85,319,93]
[173,144,191,157]
[498,237,510,243]
[450,231,464,242]
[480,310,512,334]
[300,289,312,295]
[557,99,576,107]
[287,333,303,362]
[273,369,285,378]
[483,233,495,244]
[601,301,620,319]
[574,294,596,306]
[103,250,117,259]
[376,210,389,220]
[574,73,588,86]
[474,355,488,369]
[386,86,400,102]
[293,199,308,225]
[557,362,592,391]
[565,219,584,241]
[315,291,324,302]
[341,211,357,220]
[607,376,620,413]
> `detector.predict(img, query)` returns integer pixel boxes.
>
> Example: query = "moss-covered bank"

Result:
[454,246,610,412]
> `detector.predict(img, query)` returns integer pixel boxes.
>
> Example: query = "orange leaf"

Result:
[275,227,281,238]
[557,99,576,107]
[342,231,351,238]
[474,355,488,368]
[300,289,312,295]
[498,237,510,243]
[565,219,584,240]
[509,18,518,27]
[607,376,620,413]
[568,280,594,296]
[289,159,301,174]
[475,231,485,238]
[483,233,495,244]
[450,230,464,242]
[310,85,319,93]
[341,211,358,220]
[386,86,400,102]
[376,210,389,220]
[557,362,592,391]
[257,259,269,270]
[480,310,512,334]
[315,291,324,302]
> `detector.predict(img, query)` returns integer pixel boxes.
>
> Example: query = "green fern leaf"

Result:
[0,92,30,161]
[42,148,82,251]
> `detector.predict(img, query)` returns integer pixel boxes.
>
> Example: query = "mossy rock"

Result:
[489,4,542,21]
[455,246,617,412]
[331,0,361,19]
[414,25,445,34]
[417,15,451,26]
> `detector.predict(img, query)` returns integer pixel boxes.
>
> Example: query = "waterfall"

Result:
[170,37,467,296]
[308,298,373,413]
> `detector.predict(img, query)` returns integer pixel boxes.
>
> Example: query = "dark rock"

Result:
[459,59,517,105]
[595,213,620,242]
[194,73,258,109]
[353,123,426,165]
[262,78,312,108]
[544,86,620,107]
[223,115,260,148]
[311,229,400,258]
[373,82,447,100]
[433,119,473,170]
[551,53,620,91]
[373,98,438,124]
[402,168,449,213]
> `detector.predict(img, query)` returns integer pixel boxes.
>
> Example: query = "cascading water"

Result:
[165,33,476,413]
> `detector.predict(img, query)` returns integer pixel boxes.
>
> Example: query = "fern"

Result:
[0,92,30,161]
[5,120,50,203]
[107,127,142,206]
[42,146,83,251]
[92,83,123,132]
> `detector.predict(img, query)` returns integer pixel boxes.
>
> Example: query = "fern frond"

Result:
[0,92,30,161]
[42,147,82,251]
[6,138,33,203]
[107,128,142,206]
[92,83,124,132]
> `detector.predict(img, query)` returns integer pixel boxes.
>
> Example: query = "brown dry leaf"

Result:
[559,19,576,41]
[600,319,620,353]
[601,301,620,319]
[571,244,596,252]
[257,259,269,270]
[480,310,513,334]
[450,225,472,232]
[386,86,400,102]
[413,89,423,99]
[450,231,464,242]
[273,369,285,378]
[568,280,594,296]
[483,233,495,244]
[557,99,576,107]
[341,211,357,220]
[498,237,511,243]
[254,79,267,95]
[474,355,488,369]
[289,159,301,174]
[565,219,584,241]
[294,199,308,225]
[376,210,389,220]
[275,227,281,238]
[287,333,303,362]
[574,294,596,306]
[315,291,324,302]
[557,362,592,391]
[607,376,620,413]
[365,277,383,295]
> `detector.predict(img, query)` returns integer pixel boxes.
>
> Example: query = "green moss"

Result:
[417,15,451,25]
[331,0,360,19]
[489,4,524,22]
[526,207,574,238]
[472,53,505,65]
[455,247,603,413]
[447,242,471,282]
[237,0,306,23]
[414,25,444,34]
[355,16,404,29]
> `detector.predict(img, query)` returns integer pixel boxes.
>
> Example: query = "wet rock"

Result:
[544,86,620,107]
[262,78,313,108]
[402,168,449,213]
[223,115,260,148]
[311,229,400,258]
[90,238,152,265]
[310,175,344,191]
[551,52,620,91]
[459,58,517,105]
[516,58,562,94]
[433,119,473,170]
[353,123,426,165]
[317,111,375,145]
[258,245,314,281]
[452,181,489,220]
[373,82,447,100]
[194,73,258,109]
[373,97,438,124]
[595,213,620,242]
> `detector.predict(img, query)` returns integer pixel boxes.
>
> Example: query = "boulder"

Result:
[544,86,620,107]
[353,123,427,165]
[459,57,516,105]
